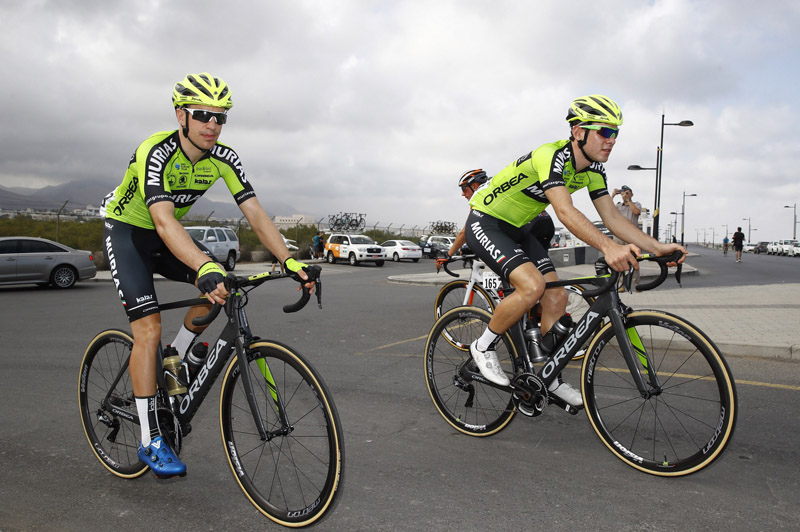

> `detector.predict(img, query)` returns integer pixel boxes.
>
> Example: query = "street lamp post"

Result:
[629,115,694,242]
[681,190,697,247]
[670,210,680,243]
[742,217,752,243]
[784,204,797,239]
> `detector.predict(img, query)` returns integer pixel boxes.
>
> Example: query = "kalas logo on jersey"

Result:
[469,221,506,262]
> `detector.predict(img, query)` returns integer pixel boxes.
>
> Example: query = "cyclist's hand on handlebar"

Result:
[604,243,641,272]
[284,258,316,294]
[654,243,688,266]
[435,255,450,272]
[197,261,228,305]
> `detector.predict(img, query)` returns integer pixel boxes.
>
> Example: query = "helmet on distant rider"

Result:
[458,169,488,188]
[172,73,233,109]
[565,94,623,126]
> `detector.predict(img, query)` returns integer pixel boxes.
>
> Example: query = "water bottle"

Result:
[524,325,547,363]
[540,314,574,354]
[185,341,209,380]
[162,345,187,396]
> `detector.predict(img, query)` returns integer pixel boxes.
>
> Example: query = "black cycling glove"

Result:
[197,261,226,294]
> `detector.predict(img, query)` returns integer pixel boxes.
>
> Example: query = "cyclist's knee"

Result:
[509,266,545,308]
[131,314,162,347]
[542,286,568,313]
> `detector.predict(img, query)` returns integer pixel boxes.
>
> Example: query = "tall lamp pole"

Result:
[629,115,694,242]
[681,190,697,246]
[785,204,797,239]
[742,217,752,243]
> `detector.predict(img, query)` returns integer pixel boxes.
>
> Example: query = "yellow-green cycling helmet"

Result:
[172,73,233,109]
[565,94,623,126]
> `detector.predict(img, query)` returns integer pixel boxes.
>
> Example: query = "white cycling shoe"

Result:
[548,380,583,407]
[469,341,510,386]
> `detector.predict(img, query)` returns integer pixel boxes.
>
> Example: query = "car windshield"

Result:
[398,241,416,246]
[351,236,374,244]
[186,229,204,239]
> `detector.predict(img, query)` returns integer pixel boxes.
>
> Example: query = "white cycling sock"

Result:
[171,325,198,359]
[476,327,500,352]
[136,396,160,446]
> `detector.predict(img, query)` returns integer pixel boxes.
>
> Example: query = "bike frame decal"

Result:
[626,326,649,369]
[257,358,280,404]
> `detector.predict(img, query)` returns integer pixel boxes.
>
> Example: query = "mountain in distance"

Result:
[0,180,299,220]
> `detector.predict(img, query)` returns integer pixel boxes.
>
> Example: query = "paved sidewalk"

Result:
[93,260,800,360]
[387,262,800,361]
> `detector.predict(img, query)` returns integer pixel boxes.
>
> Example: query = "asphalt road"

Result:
[1,257,799,531]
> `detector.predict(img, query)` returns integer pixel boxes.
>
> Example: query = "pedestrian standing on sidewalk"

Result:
[611,184,643,288]
[732,227,745,262]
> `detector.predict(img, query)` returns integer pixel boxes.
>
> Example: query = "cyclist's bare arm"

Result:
[150,202,229,304]
[546,186,639,272]
[594,195,687,265]
[449,226,467,256]
[239,197,312,287]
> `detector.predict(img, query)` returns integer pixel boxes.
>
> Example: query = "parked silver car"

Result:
[185,226,241,271]
[0,236,97,288]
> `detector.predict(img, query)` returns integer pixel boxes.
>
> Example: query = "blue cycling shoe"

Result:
[138,436,187,478]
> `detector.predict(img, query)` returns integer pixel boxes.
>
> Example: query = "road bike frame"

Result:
[100,269,321,444]
[458,253,681,410]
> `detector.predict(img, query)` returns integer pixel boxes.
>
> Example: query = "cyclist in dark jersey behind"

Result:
[464,95,687,406]
[102,73,313,478]
[442,169,556,259]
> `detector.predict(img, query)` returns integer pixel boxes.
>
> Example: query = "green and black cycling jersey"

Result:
[103,130,256,228]
[469,139,609,227]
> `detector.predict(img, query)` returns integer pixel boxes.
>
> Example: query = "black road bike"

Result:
[424,252,737,476]
[78,266,344,528]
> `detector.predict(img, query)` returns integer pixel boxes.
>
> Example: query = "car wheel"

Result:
[51,265,77,289]
[412,258,419,263]
[375,260,385,267]
[327,251,336,264]
[393,253,400,262]
[224,252,236,271]
[348,253,359,266]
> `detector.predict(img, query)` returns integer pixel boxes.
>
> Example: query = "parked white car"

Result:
[185,226,241,271]
[381,240,422,262]
[767,241,782,255]
[779,239,798,256]
[788,242,800,257]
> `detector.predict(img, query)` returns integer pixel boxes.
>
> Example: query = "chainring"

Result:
[511,372,548,417]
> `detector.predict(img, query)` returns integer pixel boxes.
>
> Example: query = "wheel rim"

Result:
[582,312,737,475]
[53,266,76,288]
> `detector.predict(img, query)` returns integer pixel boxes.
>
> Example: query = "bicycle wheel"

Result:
[219,341,344,528]
[78,329,148,478]
[581,311,737,476]
[424,307,518,437]
[564,284,595,361]
[435,279,496,319]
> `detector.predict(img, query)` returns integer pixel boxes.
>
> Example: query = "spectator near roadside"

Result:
[732,227,745,263]
[612,184,643,288]
[611,185,642,240]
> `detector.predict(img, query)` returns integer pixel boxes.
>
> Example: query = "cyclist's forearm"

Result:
[240,198,292,263]
[449,227,467,256]
[151,203,213,270]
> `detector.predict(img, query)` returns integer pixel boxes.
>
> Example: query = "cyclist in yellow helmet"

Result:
[464,94,686,405]
[102,73,313,478]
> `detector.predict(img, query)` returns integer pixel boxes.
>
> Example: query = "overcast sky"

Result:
[2,0,799,242]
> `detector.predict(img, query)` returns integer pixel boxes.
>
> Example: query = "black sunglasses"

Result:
[580,124,619,139]
[185,108,228,125]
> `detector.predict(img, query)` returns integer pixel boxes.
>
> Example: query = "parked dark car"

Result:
[0,236,97,288]
[753,241,769,254]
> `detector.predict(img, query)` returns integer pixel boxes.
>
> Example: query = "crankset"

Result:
[157,405,184,454]
[511,372,547,417]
